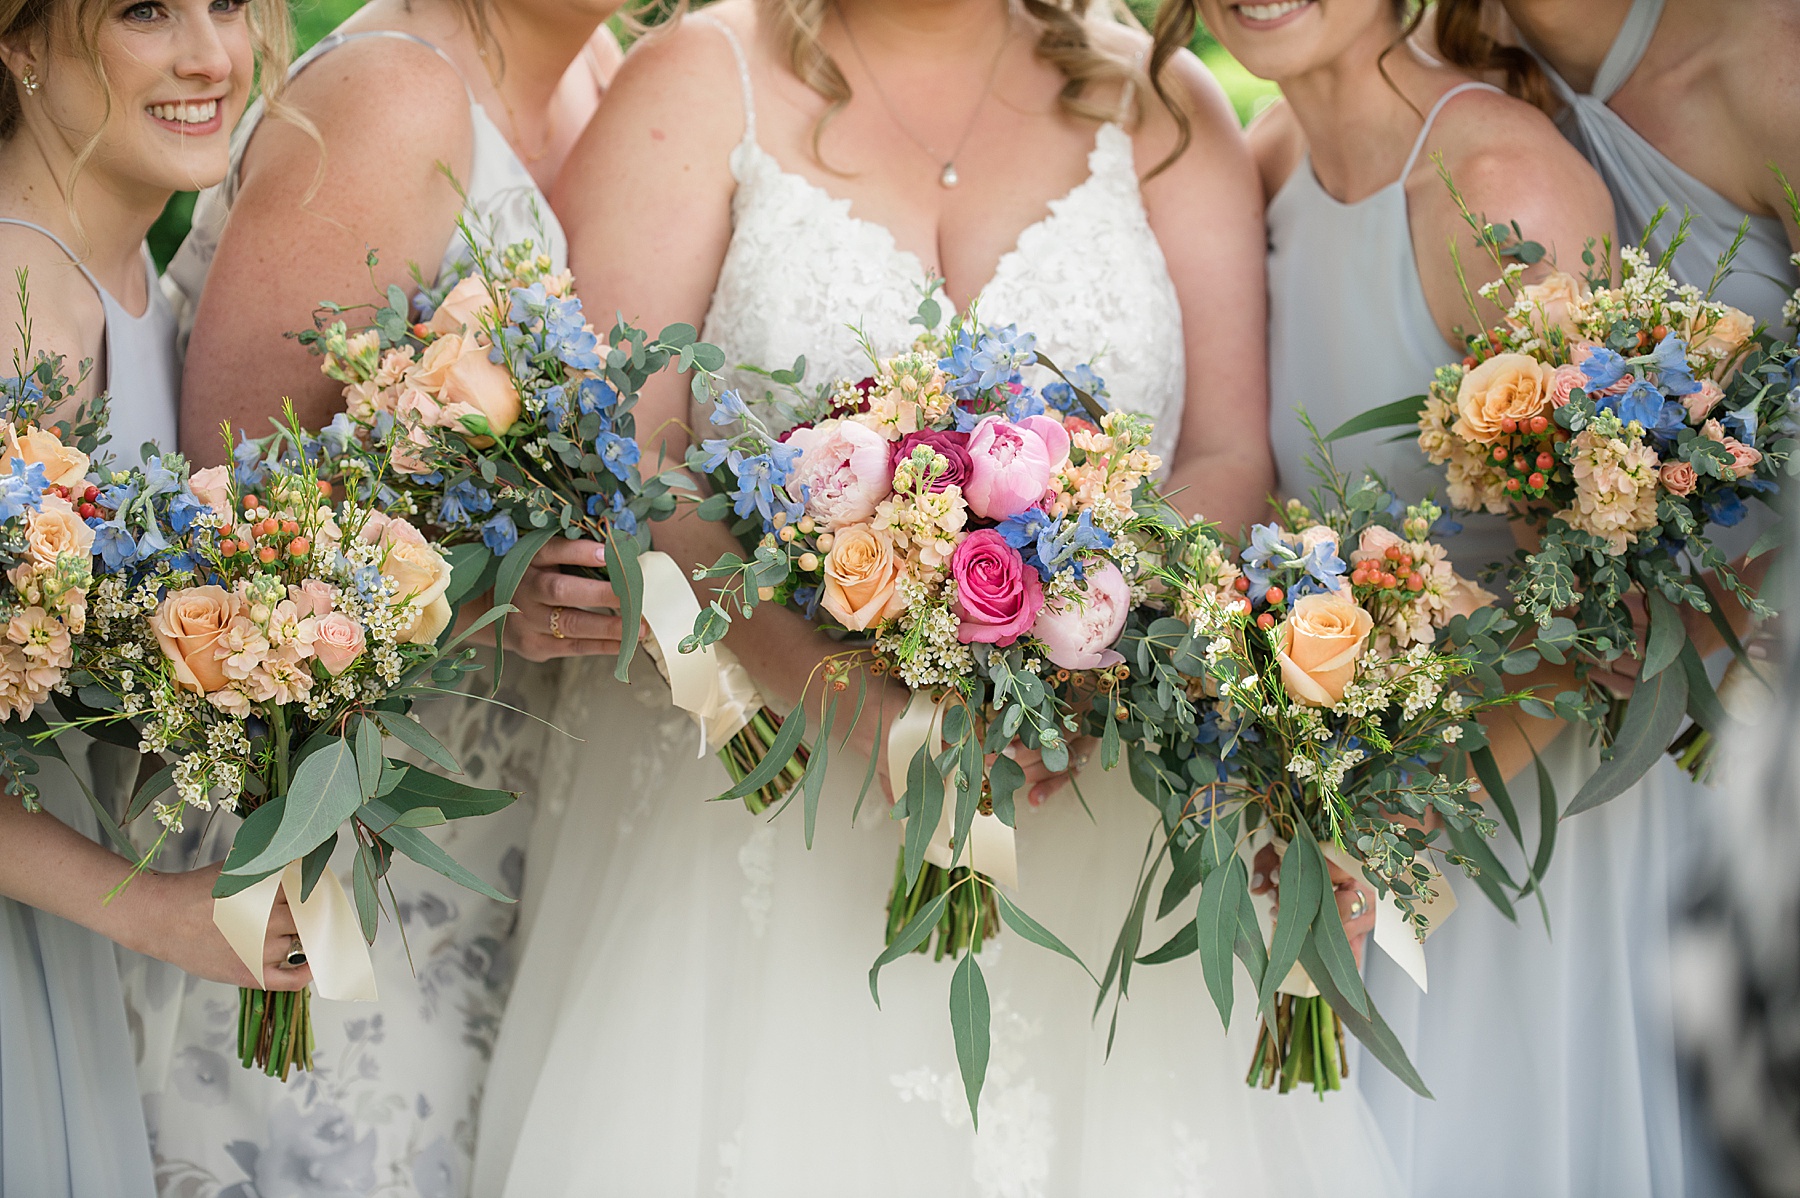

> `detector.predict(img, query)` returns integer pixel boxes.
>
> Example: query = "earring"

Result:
[18,66,38,94]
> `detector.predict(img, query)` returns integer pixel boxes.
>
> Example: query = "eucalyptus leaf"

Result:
[949,950,992,1127]
[1195,852,1249,1027]
[1566,667,1689,815]
[868,890,950,1006]
[229,739,362,876]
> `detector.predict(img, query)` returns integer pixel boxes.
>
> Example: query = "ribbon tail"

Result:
[286,861,378,1002]
[637,550,760,757]
[212,869,285,987]
[889,693,1020,890]
[1320,841,1456,993]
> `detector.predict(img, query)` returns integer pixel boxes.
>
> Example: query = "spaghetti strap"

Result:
[0,217,104,295]
[1399,81,1503,181]
[1115,46,1148,125]
[690,13,756,145]
[1589,0,1664,103]
[296,29,474,101]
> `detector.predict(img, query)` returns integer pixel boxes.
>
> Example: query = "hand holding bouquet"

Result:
[686,296,1182,1121]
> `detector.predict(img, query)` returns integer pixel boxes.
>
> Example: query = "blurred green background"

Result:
[146,0,1275,266]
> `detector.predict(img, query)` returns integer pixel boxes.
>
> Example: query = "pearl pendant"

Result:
[940,162,959,188]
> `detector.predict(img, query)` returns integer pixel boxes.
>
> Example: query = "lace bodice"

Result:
[693,17,1186,467]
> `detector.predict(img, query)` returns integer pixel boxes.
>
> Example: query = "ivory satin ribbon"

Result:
[885,691,1020,889]
[1244,830,1456,998]
[634,550,760,756]
[213,860,379,1001]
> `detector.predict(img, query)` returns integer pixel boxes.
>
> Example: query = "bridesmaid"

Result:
[1152,2,1672,1197]
[0,0,295,1194]
[142,0,627,1193]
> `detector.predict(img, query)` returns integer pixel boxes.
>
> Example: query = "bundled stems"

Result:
[239,987,314,1080]
[1246,994,1346,1097]
[719,707,811,814]
[885,853,999,961]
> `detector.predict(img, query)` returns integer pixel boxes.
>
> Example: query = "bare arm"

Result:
[0,801,308,989]
[0,230,107,405]
[1141,51,1275,541]
[180,39,473,461]
[556,23,911,762]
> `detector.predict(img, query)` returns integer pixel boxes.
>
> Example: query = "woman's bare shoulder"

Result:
[0,228,105,378]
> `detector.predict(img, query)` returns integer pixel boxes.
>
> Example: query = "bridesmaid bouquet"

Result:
[63,428,516,1078]
[1342,185,1792,803]
[686,301,1192,1121]
[1104,446,1541,1097]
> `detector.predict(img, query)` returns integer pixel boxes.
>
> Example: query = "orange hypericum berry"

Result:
[219,539,237,556]
[280,518,300,535]
[1492,446,1508,462]
[1462,355,1478,369]
[82,485,99,502]
[317,480,333,496]
[1652,324,1668,341]
[1500,417,1518,434]
[1536,451,1554,470]
[1384,545,1402,561]
[1382,573,1398,588]
[257,546,278,564]
[77,503,96,519]
[1530,415,1550,434]
[1407,574,1425,592]
[288,538,310,557]
[1256,612,1276,630]
[1529,472,1547,489]
[1506,478,1522,492]
[1265,586,1285,605]
[1233,576,1251,593]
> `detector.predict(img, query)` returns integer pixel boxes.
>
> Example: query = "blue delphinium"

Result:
[577,379,618,416]
[440,479,494,527]
[1033,510,1115,583]
[710,389,751,427]
[232,435,269,489]
[996,508,1055,576]
[1580,346,1629,393]
[0,458,46,522]
[595,431,641,482]
[727,442,803,527]
[1644,333,1700,396]
[166,489,210,534]
[481,510,518,554]
[1240,523,1300,591]
[941,325,1037,399]
[1292,537,1348,598]
[92,520,137,573]
[1042,364,1109,416]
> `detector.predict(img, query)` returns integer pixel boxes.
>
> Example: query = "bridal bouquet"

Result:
[1102,445,1543,1097]
[63,429,516,1078]
[686,299,1187,1120]
[302,222,754,759]
[1341,186,1793,805]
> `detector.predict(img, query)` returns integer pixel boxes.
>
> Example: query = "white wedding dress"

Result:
[474,18,1400,1196]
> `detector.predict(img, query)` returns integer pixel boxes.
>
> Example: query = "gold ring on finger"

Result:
[549,606,567,640]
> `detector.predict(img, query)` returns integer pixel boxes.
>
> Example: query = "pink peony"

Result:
[964,415,1070,520]
[1032,562,1130,669]
[1659,461,1698,496]
[950,530,1043,645]
[784,419,893,530]
[891,430,973,493]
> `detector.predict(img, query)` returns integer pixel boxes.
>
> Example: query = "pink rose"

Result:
[1349,525,1404,567]
[288,579,338,619]
[358,510,393,544]
[1722,438,1763,479]
[1659,461,1698,496]
[1548,363,1586,409]
[950,529,1043,645]
[784,419,893,530]
[189,465,233,516]
[1701,419,1726,443]
[1296,525,1338,555]
[311,612,366,676]
[1031,562,1129,669]
[964,415,1070,520]
[891,430,973,493]
[1683,379,1724,423]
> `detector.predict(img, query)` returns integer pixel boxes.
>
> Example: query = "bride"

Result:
[476,1,1396,1193]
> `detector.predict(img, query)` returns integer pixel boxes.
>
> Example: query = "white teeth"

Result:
[148,99,217,125]
[1238,0,1310,19]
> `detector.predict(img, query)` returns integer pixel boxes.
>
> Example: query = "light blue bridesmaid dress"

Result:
[1524,4,1800,1194]
[1266,83,1694,1197]
[0,218,179,1198]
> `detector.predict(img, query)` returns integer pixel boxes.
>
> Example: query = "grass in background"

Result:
[148,0,1275,266]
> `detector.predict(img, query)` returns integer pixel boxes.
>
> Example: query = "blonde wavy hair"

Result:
[752,0,1159,172]
[1,0,294,199]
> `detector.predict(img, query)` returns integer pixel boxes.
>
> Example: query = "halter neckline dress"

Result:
[0,217,179,1198]
[474,15,1399,1197]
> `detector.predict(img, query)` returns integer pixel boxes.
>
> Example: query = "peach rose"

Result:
[1688,306,1756,369]
[1,425,89,489]
[1453,354,1556,444]
[1723,438,1763,479]
[819,523,905,631]
[1275,592,1373,708]
[21,495,94,567]
[376,518,453,644]
[426,276,497,337]
[188,464,233,516]
[410,334,520,438]
[1548,363,1587,408]
[1519,271,1586,338]
[1683,379,1725,423]
[1350,525,1404,568]
[312,612,367,676]
[1659,460,1698,496]
[152,585,242,693]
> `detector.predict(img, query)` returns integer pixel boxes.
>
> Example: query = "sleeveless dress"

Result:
[472,18,1399,1197]
[1526,5,1798,1194]
[129,32,568,1198]
[1265,81,1690,1197]
[0,220,179,1198]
